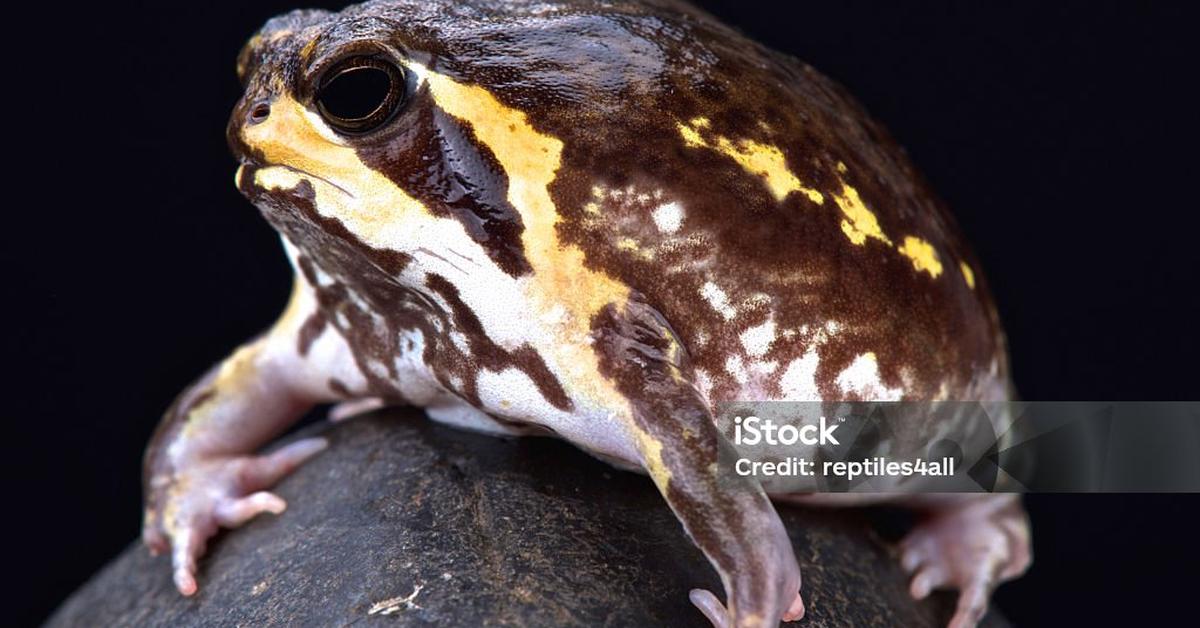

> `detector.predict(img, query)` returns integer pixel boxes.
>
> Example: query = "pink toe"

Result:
[215,491,287,526]
[948,586,989,628]
[174,567,197,596]
[900,548,923,572]
[783,591,805,621]
[909,566,944,600]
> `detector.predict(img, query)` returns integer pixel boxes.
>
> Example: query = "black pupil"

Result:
[321,66,392,121]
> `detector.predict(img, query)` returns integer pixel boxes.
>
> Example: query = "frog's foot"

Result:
[690,589,805,627]
[142,437,327,595]
[673,488,803,628]
[899,495,1031,628]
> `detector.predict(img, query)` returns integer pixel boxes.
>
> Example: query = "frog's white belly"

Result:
[423,372,644,469]
[352,321,643,466]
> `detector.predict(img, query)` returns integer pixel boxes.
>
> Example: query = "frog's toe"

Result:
[947,581,990,628]
[688,589,730,628]
[782,591,805,621]
[142,508,169,556]
[904,560,947,600]
[238,437,328,486]
[169,520,215,596]
[214,490,287,527]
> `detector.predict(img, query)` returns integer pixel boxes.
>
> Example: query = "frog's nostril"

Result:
[248,100,272,125]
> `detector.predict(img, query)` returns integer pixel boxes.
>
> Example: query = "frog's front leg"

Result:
[593,301,803,628]
[142,273,364,595]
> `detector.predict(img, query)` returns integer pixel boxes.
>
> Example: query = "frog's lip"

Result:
[239,161,357,200]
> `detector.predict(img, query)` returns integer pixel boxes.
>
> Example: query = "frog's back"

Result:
[338,0,1010,403]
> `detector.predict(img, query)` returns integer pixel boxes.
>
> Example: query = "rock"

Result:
[48,409,1007,627]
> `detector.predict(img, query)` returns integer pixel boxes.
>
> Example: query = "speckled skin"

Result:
[141,2,1030,627]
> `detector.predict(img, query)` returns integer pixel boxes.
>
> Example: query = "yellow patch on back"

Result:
[897,236,943,278]
[960,261,976,289]
[676,118,824,204]
[674,123,926,269]
[834,183,892,246]
[678,117,707,146]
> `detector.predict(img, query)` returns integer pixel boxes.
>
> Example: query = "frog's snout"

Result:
[227,90,276,163]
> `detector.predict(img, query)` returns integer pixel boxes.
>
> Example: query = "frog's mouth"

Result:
[236,162,356,200]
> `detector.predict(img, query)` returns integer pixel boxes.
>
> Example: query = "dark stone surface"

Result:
[48,409,1007,627]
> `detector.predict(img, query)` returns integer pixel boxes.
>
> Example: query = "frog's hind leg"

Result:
[898,494,1032,628]
[592,301,802,628]
[629,389,803,628]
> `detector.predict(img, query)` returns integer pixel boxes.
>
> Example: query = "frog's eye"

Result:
[314,56,406,135]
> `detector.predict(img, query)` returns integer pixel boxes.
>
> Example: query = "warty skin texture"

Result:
[142,2,1031,627]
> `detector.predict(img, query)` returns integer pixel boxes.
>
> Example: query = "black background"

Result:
[8,1,1199,626]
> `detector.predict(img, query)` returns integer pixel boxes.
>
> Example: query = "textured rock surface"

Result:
[48,409,1007,627]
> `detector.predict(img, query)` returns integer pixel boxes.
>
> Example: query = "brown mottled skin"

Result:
[142,2,1030,627]
[233,0,1006,402]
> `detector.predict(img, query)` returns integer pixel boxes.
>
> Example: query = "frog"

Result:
[141,1,1031,627]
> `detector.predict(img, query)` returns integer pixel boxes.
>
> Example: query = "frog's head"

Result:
[227,0,682,281]
[228,4,448,275]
